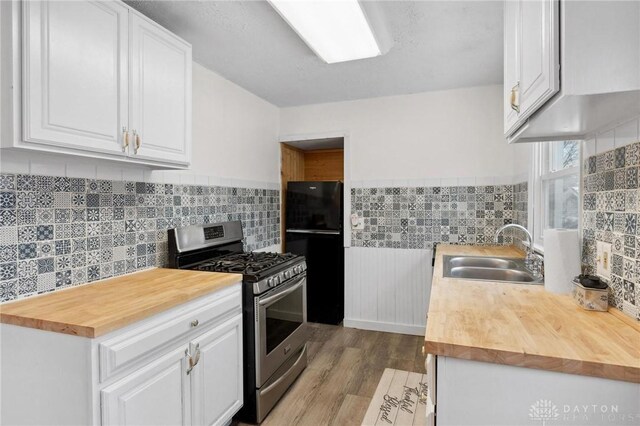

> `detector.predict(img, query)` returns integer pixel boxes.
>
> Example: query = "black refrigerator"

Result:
[285,181,344,325]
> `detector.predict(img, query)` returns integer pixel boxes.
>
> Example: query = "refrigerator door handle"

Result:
[286,229,341,235]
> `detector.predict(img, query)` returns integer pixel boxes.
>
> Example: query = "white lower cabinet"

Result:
[424,354,436,426]
[0,283,243,426]
[102,346,191,426]
[426,355,640,426]
[190,315,243,426]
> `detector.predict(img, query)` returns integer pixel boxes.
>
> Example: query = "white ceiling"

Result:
[125,1,503,107]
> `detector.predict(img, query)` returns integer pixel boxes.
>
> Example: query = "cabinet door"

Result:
[129,13,191,165]
[190,314,243,426]
[22,0,128,154]
[101,346,190,426]
[503,0,520,134]
[517,0,559,122]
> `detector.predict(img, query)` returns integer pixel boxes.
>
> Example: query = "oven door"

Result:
[255,274,308,387]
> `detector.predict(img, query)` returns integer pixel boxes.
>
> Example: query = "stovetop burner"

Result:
[196,252,298,276]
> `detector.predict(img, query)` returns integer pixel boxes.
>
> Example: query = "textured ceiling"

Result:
[125,1,503,107]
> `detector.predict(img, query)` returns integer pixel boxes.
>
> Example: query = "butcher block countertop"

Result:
[0,268,242,338]
[425,245,640,383]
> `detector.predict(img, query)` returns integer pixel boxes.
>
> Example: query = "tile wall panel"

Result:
[0,173,280,302]
[581,142,640,319]
[514,181,528,229]
[350,183,528,249]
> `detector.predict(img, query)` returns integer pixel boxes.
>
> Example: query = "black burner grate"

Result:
[196,252,298,275]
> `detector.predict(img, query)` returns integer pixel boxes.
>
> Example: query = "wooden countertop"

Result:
[424,245,640,383]
[0,268,242,338]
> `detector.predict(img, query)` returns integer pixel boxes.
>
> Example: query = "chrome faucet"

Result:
[495,224,537,269]
[495,224,532,249]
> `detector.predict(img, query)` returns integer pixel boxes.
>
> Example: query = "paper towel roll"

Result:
[543,229,581,294]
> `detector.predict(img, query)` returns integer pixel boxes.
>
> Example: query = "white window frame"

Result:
[530,141,581,251]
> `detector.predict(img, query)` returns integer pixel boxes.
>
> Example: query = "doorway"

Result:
[280,137,345,251]
[280,137,346,325]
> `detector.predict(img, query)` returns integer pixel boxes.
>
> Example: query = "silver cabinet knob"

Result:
[190,319,199,327]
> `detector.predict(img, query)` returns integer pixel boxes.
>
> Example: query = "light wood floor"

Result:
[238,323,426,426]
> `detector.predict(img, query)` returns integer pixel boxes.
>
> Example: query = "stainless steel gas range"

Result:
[168,221,308,423]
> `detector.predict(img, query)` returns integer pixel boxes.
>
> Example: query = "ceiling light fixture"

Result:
[268,0,381,64]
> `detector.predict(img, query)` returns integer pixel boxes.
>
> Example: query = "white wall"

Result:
[511,142,531,183]
[584,116,640,156]
[0,63,281,188]
[164,63,280,185]
[280,84,527,185]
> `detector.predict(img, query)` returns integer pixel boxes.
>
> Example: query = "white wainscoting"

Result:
[344,247,432,336]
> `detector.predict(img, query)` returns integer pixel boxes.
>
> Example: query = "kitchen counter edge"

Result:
[0,268,243,338]
[424,244,640,384]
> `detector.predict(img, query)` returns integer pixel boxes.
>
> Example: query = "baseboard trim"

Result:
[343,319,425,336]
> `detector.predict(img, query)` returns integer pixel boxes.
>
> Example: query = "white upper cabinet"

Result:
[517,0,559,124]
[505,0,640,142]
[22,0,129,155]
[503,0,559,136]
[3,0,192,168]
[503,0,520,134]
[129,13,191,165]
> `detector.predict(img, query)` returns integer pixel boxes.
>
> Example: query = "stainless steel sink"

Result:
[447,256,520,269]
[442,255,543,284]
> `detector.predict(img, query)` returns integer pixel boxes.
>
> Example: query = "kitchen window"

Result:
[531,141,581,249]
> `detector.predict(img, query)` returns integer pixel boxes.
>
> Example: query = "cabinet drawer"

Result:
[99,288,241,382]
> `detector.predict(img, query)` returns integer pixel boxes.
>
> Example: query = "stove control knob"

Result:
[294,265,301,274]
[267,278,273,287]
[284,270,292,279]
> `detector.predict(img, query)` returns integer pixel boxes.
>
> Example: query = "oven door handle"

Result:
[260,344,307,396]
[258,277,305,307]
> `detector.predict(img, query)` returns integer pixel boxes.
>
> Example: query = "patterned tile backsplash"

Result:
[0,173,280,302]
[581,141,639,319]
[514,181,528,229]
[350,183,528,249]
